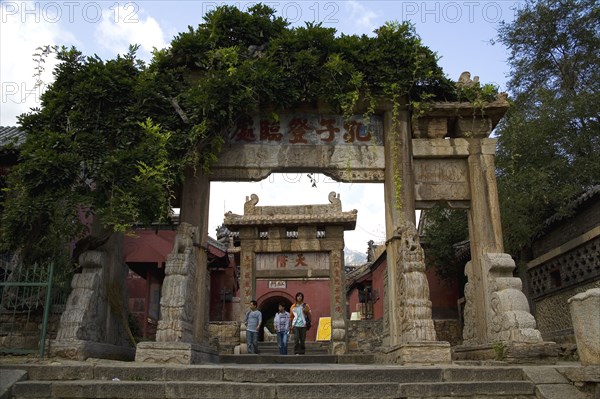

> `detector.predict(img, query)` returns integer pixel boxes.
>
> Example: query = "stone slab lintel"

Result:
[135,341,218,365]
[378,341,451,364]
[453,341,558,364]
[49,339,135,361]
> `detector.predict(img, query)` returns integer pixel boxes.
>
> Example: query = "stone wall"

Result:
[434,319,462,346]
[323,319,462,353]
[347,319,385,353]
[208,321,240,354]
[0,311,61,351]
[528,235,600,301]
[535,280,600,341]
[526,190,599,360]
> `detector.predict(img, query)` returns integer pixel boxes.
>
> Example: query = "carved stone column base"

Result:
[453,341,558,364]
[331,341,347,355]
[377,341,451,364]
[135,341,218,364]
[49,339,135,361]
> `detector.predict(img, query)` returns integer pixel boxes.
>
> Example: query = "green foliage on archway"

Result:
[1,4,490,267]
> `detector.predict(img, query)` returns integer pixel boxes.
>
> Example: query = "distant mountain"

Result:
[344,247,367,266]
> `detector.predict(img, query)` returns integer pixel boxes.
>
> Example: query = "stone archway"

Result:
[224,192,354,354]
[136,98,548,364]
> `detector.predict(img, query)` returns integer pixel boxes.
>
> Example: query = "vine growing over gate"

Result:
[1,4,499,268]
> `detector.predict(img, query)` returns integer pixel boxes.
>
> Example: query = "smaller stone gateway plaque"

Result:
[268,280,287,289]
[256,252,329,271]
[413,159,470,202]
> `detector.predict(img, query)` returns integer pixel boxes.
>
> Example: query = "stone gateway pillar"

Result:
[409,98,553,362]
[136,169,218,364]
[462,140,542,346]
[382,107,450,364]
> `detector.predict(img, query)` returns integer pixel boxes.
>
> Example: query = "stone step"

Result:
[219,354,339,364]
[2,360,593,399]
[255,342,329,355]
[0,363,526,383]
[11,380,536,399]
[2,362,539,399]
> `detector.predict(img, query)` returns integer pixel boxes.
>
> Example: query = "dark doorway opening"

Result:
[258,295,292,342]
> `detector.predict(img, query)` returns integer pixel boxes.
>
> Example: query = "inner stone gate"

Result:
[134,96,551,364]
[223,191,357,354]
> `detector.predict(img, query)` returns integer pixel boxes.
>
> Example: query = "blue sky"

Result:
[0,0,521,251]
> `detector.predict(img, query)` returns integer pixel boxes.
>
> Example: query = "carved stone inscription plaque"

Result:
[414,159,470,201]
[256,253,329,271]
[230,114,384,146]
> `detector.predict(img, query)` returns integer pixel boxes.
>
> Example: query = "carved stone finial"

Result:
[328,191,342,211]
[245,194,259,206]
[458,71,470,83]
[457,71,479,87]
[244,194,259,214]
[172,222,199,255]
[328,191,339,203]
[496,92,509,102]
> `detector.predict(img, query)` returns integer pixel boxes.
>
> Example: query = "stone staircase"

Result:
[220,340,378,364]
[257,340,330,355]
[219,341,351,364]
[0,360,555,399]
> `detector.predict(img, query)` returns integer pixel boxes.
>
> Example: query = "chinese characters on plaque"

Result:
[268,281,287,289]
[231,114,384,146]
[256,253,329,271]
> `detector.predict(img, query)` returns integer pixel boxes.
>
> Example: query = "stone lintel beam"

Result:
[210,168,385,183]
[209,145,386,183]
[417,99,509,125]
[416,201,470,209]
[411,99,509,139]
[412,138,497,158]
[255,269,329,279]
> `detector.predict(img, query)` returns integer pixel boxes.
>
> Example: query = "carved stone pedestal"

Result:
[330,317,347,355]
[51,234,133,362]
[135,341,218,364]
[568,288,600,365]
[331,341,347,355]
[49,339,135,361]
[453,341,558,364]
[378,341,451,364]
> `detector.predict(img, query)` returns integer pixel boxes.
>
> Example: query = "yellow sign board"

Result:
[316,317,331,341]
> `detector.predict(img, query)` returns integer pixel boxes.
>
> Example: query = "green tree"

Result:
[422,206,468,282]
[495,0,600,257]
[1,47,177,265]
[423,0,599,278]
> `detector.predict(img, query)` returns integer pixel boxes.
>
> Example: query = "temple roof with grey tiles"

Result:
[223,192,357,230]
[0,126,24,148]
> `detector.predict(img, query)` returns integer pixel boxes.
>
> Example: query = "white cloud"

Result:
[0,1,77,126]
[0,2,170,126]
[345,1,379,34]
[95,4,168,60]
